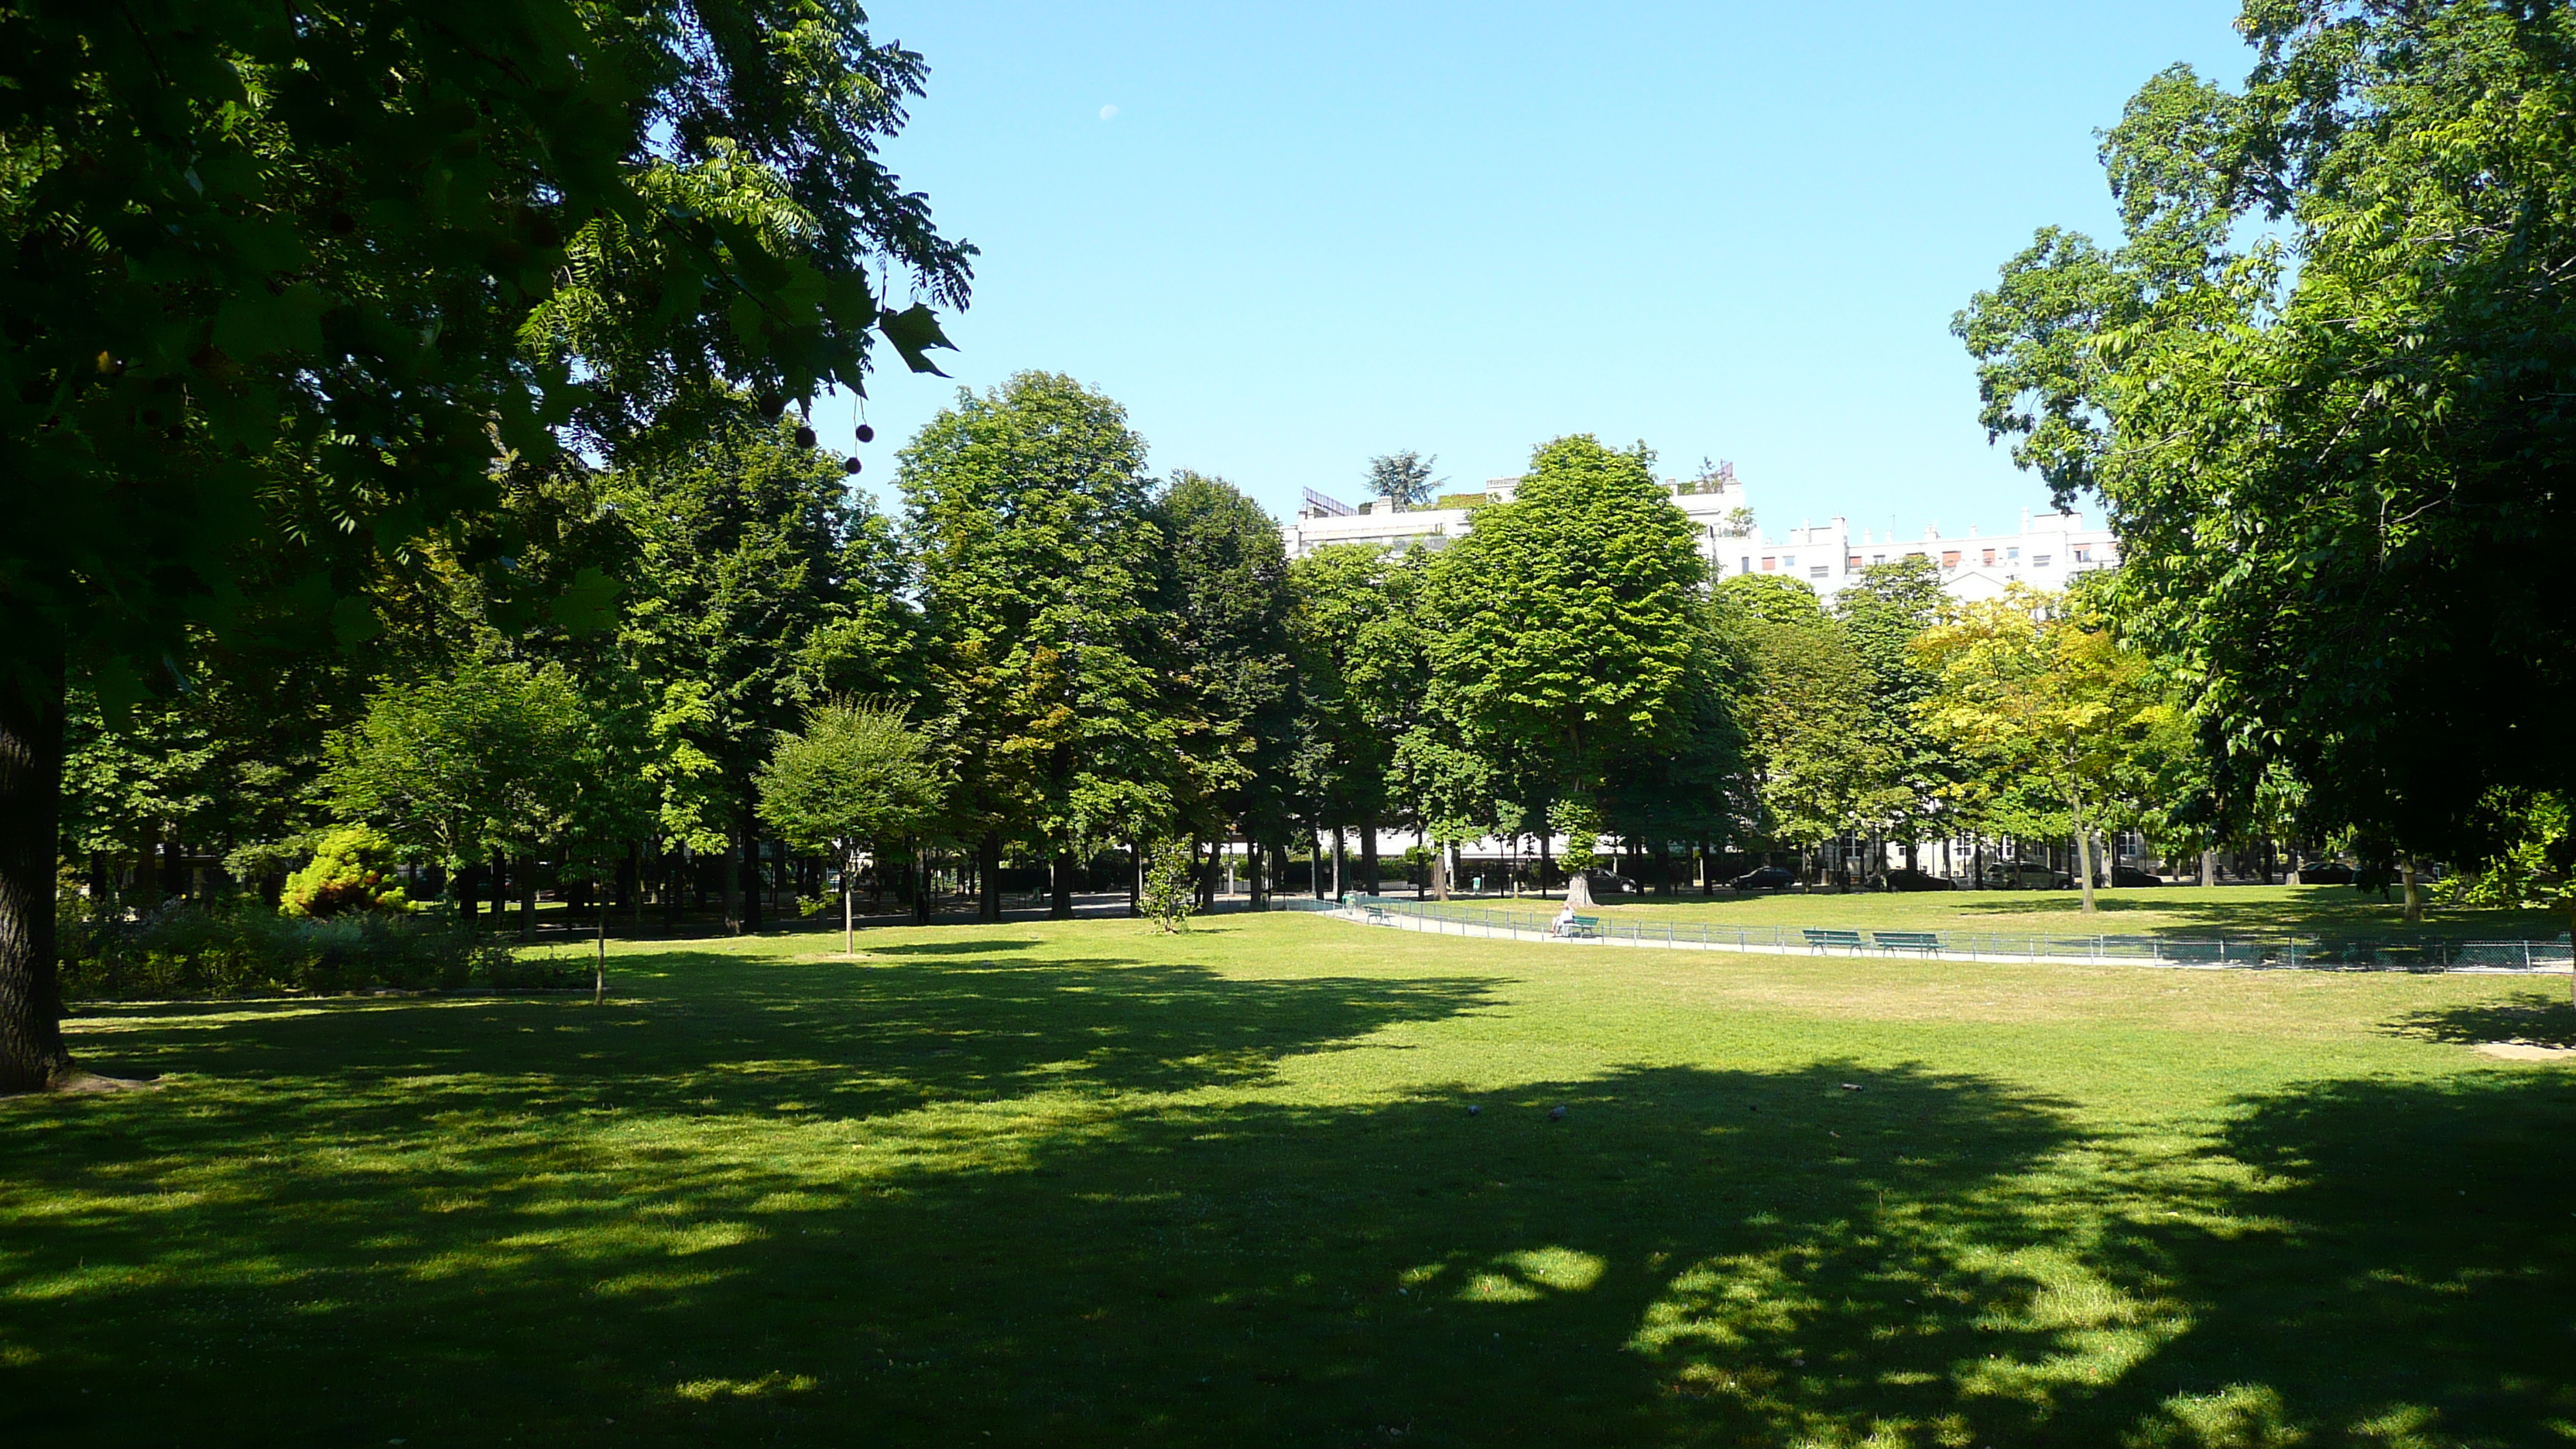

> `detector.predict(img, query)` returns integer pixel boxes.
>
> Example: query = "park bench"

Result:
[1362,904,1389,926]
[1564,914,1601,940]
[1873,930,1944,957]
[1803,928,1865,954]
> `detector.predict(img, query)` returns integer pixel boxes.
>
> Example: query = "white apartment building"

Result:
[1720,509,2120,601]
[1283,464,1754,572]
[1280,468,2117,601]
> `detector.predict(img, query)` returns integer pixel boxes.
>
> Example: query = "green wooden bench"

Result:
[1564,914,1601,939]
[1873,930,1944,957]
[1803,928,1864,954]
[1362,904,1389,926]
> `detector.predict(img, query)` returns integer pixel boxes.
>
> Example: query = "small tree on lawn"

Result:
[1139,838,1199,933]
[756,701,943,955]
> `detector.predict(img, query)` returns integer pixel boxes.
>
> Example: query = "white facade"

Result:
[1718,509,2120,601]
[1281,472,2117,603]
[1283,470,1754,570]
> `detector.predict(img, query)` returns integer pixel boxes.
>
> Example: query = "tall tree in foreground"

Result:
[1953,0,2576,890]
[1424,436,1706,907]
[0,0,969,1090]
[903,373,1170,920]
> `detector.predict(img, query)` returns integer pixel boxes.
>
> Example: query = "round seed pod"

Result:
[855,423,876,444]
[843,457,862,475]
[793,425,817,449]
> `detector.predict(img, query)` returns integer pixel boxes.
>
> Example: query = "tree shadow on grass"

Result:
[53,950,1499,1125]
[11,965,2576,1447]
[2038,1070,2576,1447]
[2383,988,2576,1051]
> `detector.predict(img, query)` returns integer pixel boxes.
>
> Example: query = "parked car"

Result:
[1728,865,1796,890]
[2109,865,2163,887]
[2294,861,2355,885]
[1879,868,1956,892]
[1980,861,2072,890]
[1578,870,1640,896]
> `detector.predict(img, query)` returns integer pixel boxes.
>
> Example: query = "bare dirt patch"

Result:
[2472,1042,2576,1062]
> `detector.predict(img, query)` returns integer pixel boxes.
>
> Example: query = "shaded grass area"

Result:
[5,915,2575,1447]
[1598,883,2572,942]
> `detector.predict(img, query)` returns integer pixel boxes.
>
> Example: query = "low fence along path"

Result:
[1309,895,2575,975]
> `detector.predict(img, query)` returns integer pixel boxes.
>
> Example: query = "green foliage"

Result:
[323,657,652,872]
[610,390,915,851]
[1914,588,2172,907]
[903,372,1173,855]
[1833,558,1962,844]
[756,701,942,858]
[1714,575,1898,855]
[1954,2,2576,872]
[1286,545,1427,841]
[280,826,413,920]
[1550,799,1603,875]
[0,0,966,699]
[1161,472,1297,848]
[1424,436,1708,815]
[57,900,528,1001]
[1139,840,1198,931]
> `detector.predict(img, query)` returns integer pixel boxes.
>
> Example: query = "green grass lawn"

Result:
[7,913,2574,1447]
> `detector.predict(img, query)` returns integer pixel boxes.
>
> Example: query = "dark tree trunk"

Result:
[978,832,1002,923]
[1359,820,1380,897]
[159,835,186,901]
[1050,851,1075,920]
[0,649,73,1091]
[490,852,510,927]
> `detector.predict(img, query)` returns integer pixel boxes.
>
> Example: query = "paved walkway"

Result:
[1317,904,2575,975]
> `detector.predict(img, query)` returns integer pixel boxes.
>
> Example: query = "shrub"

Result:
[57,899,543,1001]
[281,825,415,918]
[1141,839,1197,933]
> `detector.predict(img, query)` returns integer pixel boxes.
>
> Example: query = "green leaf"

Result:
[550,566,622,636]
[212,283,328,358]
[878,304,955,375]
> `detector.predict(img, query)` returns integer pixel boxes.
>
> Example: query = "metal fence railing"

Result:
[1321,895,2575,975]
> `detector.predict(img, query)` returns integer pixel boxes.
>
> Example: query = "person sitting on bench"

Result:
[1550,903,1577,937]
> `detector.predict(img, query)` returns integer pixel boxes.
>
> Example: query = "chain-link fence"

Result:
[1313,894,2574,974]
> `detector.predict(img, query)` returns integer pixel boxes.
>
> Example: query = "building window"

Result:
[1783,554,1797,567]
[2033,553,2051,567]
[1941,550,1961,568]
[1847,555,1862,570]
[1872,554,1886,565]
[2008,547,2020,561]
[2074,546,2091,563]
[1808,565,1828,580]
[1760,557,1776,572]
[1982,549,1996,566]
[1740,556,1752,574]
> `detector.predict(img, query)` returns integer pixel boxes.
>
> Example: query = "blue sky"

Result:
[823,0,2252,542]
